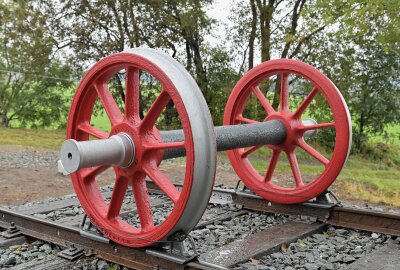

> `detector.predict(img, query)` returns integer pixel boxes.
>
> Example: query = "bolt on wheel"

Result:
[224,59,351,204]
[67,48,216,247]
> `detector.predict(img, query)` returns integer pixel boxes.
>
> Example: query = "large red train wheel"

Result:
[67,48,216,247]
[224,59,351,204]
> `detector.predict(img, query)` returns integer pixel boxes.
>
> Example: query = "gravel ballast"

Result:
[0,240,60,268]
[0,148,58,169]
[235,227,400,270]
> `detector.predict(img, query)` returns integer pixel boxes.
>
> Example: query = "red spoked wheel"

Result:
[224,59,351,204]
[67,48,216,247]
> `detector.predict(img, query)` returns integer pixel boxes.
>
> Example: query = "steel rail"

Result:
[149,182,400,237]
[146,182,400,236]
[0,207,203,270]
[327,207,400,236]
[210,187,400,237]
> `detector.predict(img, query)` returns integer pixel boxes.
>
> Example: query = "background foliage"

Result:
[0,0,399,156]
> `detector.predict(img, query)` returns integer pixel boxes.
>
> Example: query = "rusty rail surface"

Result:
[0,207,206,270]
[215,187,400,237]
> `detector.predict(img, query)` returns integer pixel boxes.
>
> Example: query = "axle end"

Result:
[60,139,83,174]
[59,133,135,174]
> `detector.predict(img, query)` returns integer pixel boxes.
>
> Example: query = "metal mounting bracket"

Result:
[0,222,22,239]
[79,214,110,244]
[146,231,198,264]
[314,190,342,207]
[235,179,257,195]
[58,244,84,261]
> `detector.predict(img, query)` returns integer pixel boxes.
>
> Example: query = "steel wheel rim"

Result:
[224,59,352,204]
[67,49,216,246]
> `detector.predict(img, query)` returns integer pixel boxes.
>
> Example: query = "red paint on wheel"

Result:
[224,59,351,204]
[67,52,194,247]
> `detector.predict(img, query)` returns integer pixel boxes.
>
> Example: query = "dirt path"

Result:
[0,146,114,204]
[0,146,240,205]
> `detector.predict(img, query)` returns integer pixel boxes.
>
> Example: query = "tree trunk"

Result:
[271,77,281,110]
[185,40,192,71]
[255,0,275,109]
[0,113,9,127]
[188,36,209,103]
[357,110,366,153]
[170,1,208,103]
[114,74,125,105]
[357,82,369,153]
[256,0,274,62]
[139,89,144,119]
[271,0,305,109]
[164,100,175,127]
[249,0,257,70]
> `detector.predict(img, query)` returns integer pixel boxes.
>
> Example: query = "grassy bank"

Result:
[0,126,65,150]
[370,124,400,145]
[246,154,400,207]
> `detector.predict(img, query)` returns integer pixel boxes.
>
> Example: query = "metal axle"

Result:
[61,133,135,174]
[60,119,317,174]
[161,120,285,159]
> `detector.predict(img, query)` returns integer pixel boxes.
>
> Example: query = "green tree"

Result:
[314,0,400,152]
[0,0,73,127]
[41,0,214,108]
[228,0,400,152]
[204,46,239,125]
[228,0,327,109]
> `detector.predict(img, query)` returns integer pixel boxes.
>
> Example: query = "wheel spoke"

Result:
[125,67,140,119]
[280,73,289,112]
[235,114,257,124]
[293,86,319,118]
[297,139,329,166]
[144,141,186,151]
[264,150,280,183]
[298,122,335,131]
[252,86,275,115]
[107,174,129,219]
[132,175,154,231]
[78,123,109,139]
[141,90,170,130]
[241,145,262,158]
[143,164,180,204]
[80,165,110,179]
[94,83,123,126]
[286,150,304,187]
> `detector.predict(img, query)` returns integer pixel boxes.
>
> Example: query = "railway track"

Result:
[0,182,399,269]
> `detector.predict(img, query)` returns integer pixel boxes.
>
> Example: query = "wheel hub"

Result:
[110,121,163,176]
[265,112,304,152]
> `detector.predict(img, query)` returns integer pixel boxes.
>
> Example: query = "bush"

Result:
[362,142,400,167]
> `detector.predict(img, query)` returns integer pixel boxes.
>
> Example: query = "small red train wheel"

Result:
[224,59,351,204]
[67,48,216,247]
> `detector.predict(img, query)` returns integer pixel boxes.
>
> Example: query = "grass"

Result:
[370,124,400,146]
[247,150,400,206]
[0,112,111,150]
[91,112,112,132]
[335,157,400,206]
[0,126,66,150]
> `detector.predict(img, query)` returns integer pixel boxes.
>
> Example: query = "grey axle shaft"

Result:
[60,119,316,174]
[161,120,286,160]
